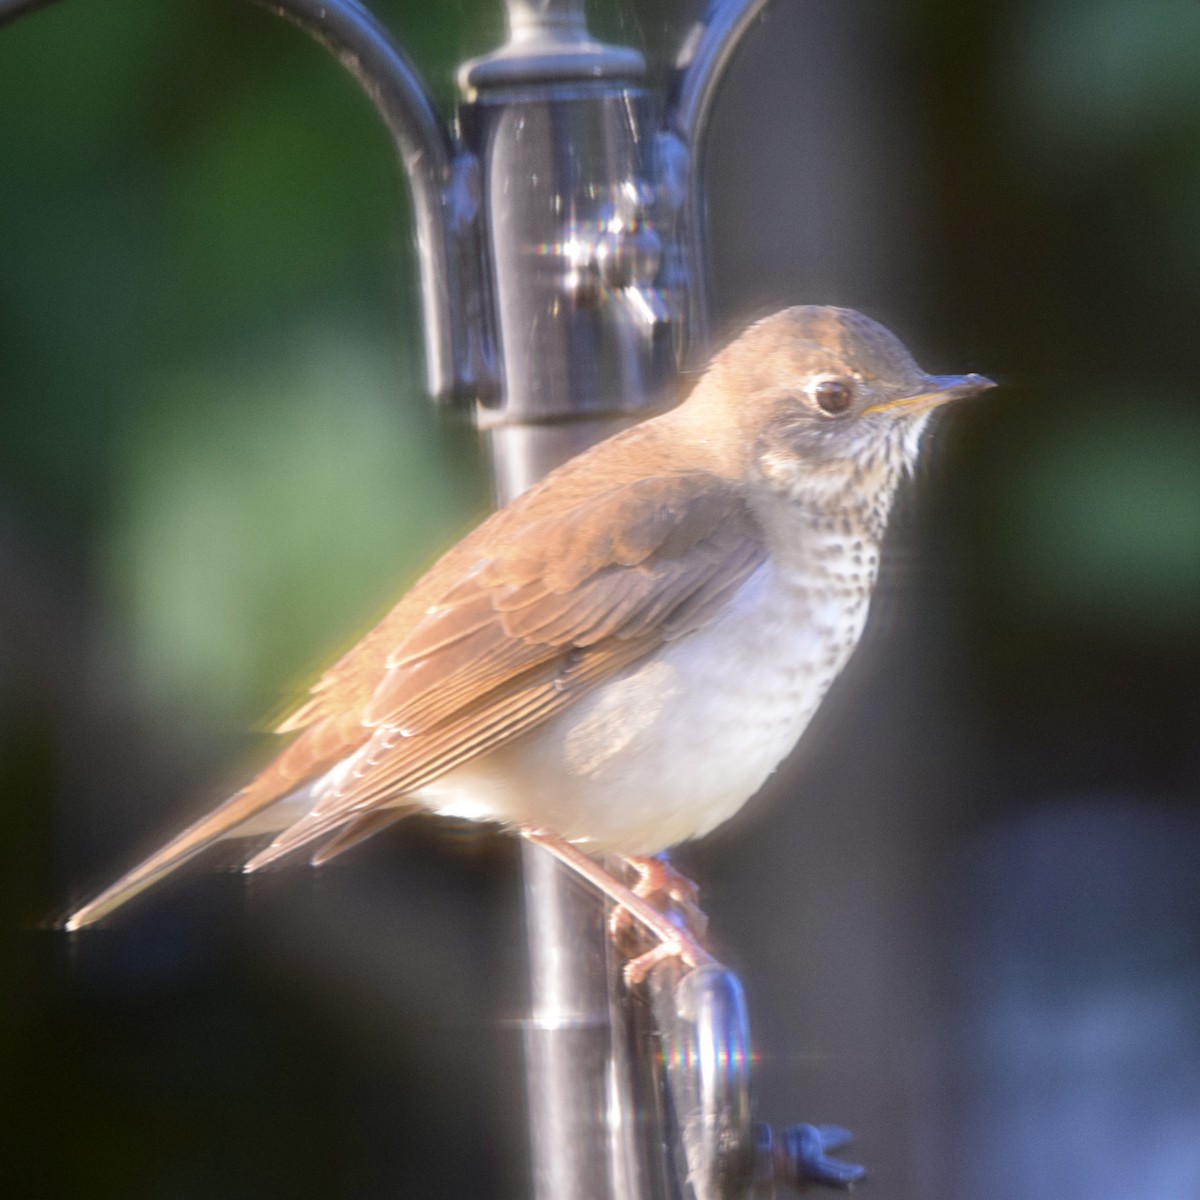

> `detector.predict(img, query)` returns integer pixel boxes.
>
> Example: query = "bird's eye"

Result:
[811,378,855,416]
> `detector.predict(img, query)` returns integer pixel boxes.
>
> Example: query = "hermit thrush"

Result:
[66,307,991,966]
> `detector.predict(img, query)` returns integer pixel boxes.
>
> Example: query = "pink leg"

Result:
[609,853,709,944]
[619,853,701,903]
[522,830,715,985]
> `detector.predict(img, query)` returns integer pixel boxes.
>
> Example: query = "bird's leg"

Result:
[606,852,709,973]
[612,855,714,983]
[614,853,709,940]
[521,830,715,986]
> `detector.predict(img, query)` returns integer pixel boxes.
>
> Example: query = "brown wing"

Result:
[242,468,765,868]
[65,420,762,927]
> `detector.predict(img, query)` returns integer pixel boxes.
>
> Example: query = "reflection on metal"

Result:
[669,0,776,354]
[650,960,865,1198]
[0,0,862,1195]
[652,961,756,1199]
[520,843,617,1200]
[460,86,677,431]
[457,0,646,90]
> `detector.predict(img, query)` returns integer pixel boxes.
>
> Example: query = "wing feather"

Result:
[244,644,650,869]
[67,416,768,926]
[251,476,766,861]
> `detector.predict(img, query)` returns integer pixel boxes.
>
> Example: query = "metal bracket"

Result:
[648,955,865,1198]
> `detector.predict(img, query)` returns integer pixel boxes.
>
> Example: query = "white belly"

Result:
[418,555,874,855]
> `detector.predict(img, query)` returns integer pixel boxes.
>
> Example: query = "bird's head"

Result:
[685,306,994,499]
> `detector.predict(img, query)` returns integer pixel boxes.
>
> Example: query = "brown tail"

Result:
[63,782,298,931]
[308,807,417,867]
[64,711,370,930]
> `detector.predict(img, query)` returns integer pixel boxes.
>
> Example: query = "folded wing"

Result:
[66,423,764,927]
[245,469,765,867]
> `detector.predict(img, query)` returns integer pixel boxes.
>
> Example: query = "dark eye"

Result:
[811,378,855,415]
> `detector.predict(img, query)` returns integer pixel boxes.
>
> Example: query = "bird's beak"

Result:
[863,372,996,417]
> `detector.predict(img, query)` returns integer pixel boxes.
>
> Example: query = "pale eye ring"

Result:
[810,376,855,416]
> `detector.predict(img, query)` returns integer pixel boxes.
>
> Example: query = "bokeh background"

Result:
[3,1,1200,1197]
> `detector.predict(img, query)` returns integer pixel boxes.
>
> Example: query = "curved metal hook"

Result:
[667,0,775,353]
[671,0,775,151]
[0,0,494,403]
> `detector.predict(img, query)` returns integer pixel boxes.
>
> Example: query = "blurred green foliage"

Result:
[1007,0,1200,162]
[108,333,479,721]
[939,0,1200,657]
[0,0,498,728]
[1000,390,1200,631]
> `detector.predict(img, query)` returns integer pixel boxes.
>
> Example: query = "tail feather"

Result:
[309,807,417,867]
[65,716,367,930]
[64,784,300,931]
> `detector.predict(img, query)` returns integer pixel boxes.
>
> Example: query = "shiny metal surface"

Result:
[672,0,776,151]
[651,962,756,1200]
[520,842,618,1200]
[486,417,643,501]
[668,0,775,354]
[462,84,678,429]
[465,11,685,1197]
[459,0,645,91]
[610,933,684,1200]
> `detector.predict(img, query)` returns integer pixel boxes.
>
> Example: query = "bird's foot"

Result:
[609,854,712,984]
[620,932,711,986]
[611,852,709,941]
[521,832,715,987]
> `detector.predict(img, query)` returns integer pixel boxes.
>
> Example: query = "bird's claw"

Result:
[521,832,715,987]
[620,933,715,986]
[630,852,703,907]
[609,853,713,985]
[610,852,709,945]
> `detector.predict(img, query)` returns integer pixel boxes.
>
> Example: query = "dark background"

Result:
[3,1,1200,1197]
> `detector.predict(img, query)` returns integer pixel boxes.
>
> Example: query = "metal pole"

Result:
[459,7,866,1193]
[456,7,678,1194]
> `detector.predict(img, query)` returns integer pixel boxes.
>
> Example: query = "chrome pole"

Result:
[456,8,677,1194]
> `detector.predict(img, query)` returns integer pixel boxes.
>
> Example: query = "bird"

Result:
[65,306,992,972]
